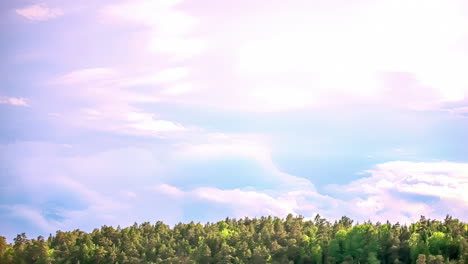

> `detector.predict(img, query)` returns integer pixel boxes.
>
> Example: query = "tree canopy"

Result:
[1,215,467,264]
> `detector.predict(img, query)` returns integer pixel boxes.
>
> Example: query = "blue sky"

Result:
[1,0,468,241]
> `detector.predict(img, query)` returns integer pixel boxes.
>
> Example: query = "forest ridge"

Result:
[1,215,467,264]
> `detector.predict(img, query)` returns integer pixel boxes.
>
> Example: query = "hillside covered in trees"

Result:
[1,215,467,264]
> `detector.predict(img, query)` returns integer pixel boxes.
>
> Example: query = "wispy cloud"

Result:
[52,68,117,85]
[100,0,204,59]
[172,133,315,189]
[16,4,64,21]
[0,96,29,106]
[157,184,298,217]
[50,67,187,137]
[7,205,59,233]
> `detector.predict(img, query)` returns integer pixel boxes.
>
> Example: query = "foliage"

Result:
[1,215,467,264]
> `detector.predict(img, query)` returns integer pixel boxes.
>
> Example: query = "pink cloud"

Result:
[16,4,64,21]
[338,161,468,222]
[50,68,187,137]
[150,159,468,223]
[52,68,117,85]
[100,0,204,59]
[5,139,467,233]
[0,96,29,106]
[348,161,468,202]
[92,0,468,112]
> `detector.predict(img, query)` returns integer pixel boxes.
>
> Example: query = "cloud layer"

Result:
[1,0,468,241]
[1,137,467,240]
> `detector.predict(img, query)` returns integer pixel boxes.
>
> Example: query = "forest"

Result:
[0,215,466,264]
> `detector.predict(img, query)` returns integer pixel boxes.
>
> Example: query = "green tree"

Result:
[0,215,466,264]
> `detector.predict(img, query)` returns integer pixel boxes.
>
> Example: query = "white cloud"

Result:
[231,0,468,111]
[347,161,468,203]
[153,184,185,198]
[151,184,306,217]
[193,187,298,217]
[449,106,468,115]
[0,141,171,234]
[125,112,185,133]
[16,4,64,21]
[443,105,468,118]
[338,161,468,222]
[8,205,59,233]
[148,37,205,59]
[350,193,433,224]
[91,0,468,112]
[9,0,468,234]
[20,0,467,116]
[53,176,128,211]
[62,106,186,137]
[119,67,190,87]
[50,67,188,137]
[100,0,204,59]
[150,160,468,224]
[173,133,315,189]
[53,68,117,85]
[3,140,467,238]
[100,0,185,27]
[161,82,195,95]
[0,96,29,106]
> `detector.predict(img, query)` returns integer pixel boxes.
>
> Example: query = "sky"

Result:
[1,0,468,241]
